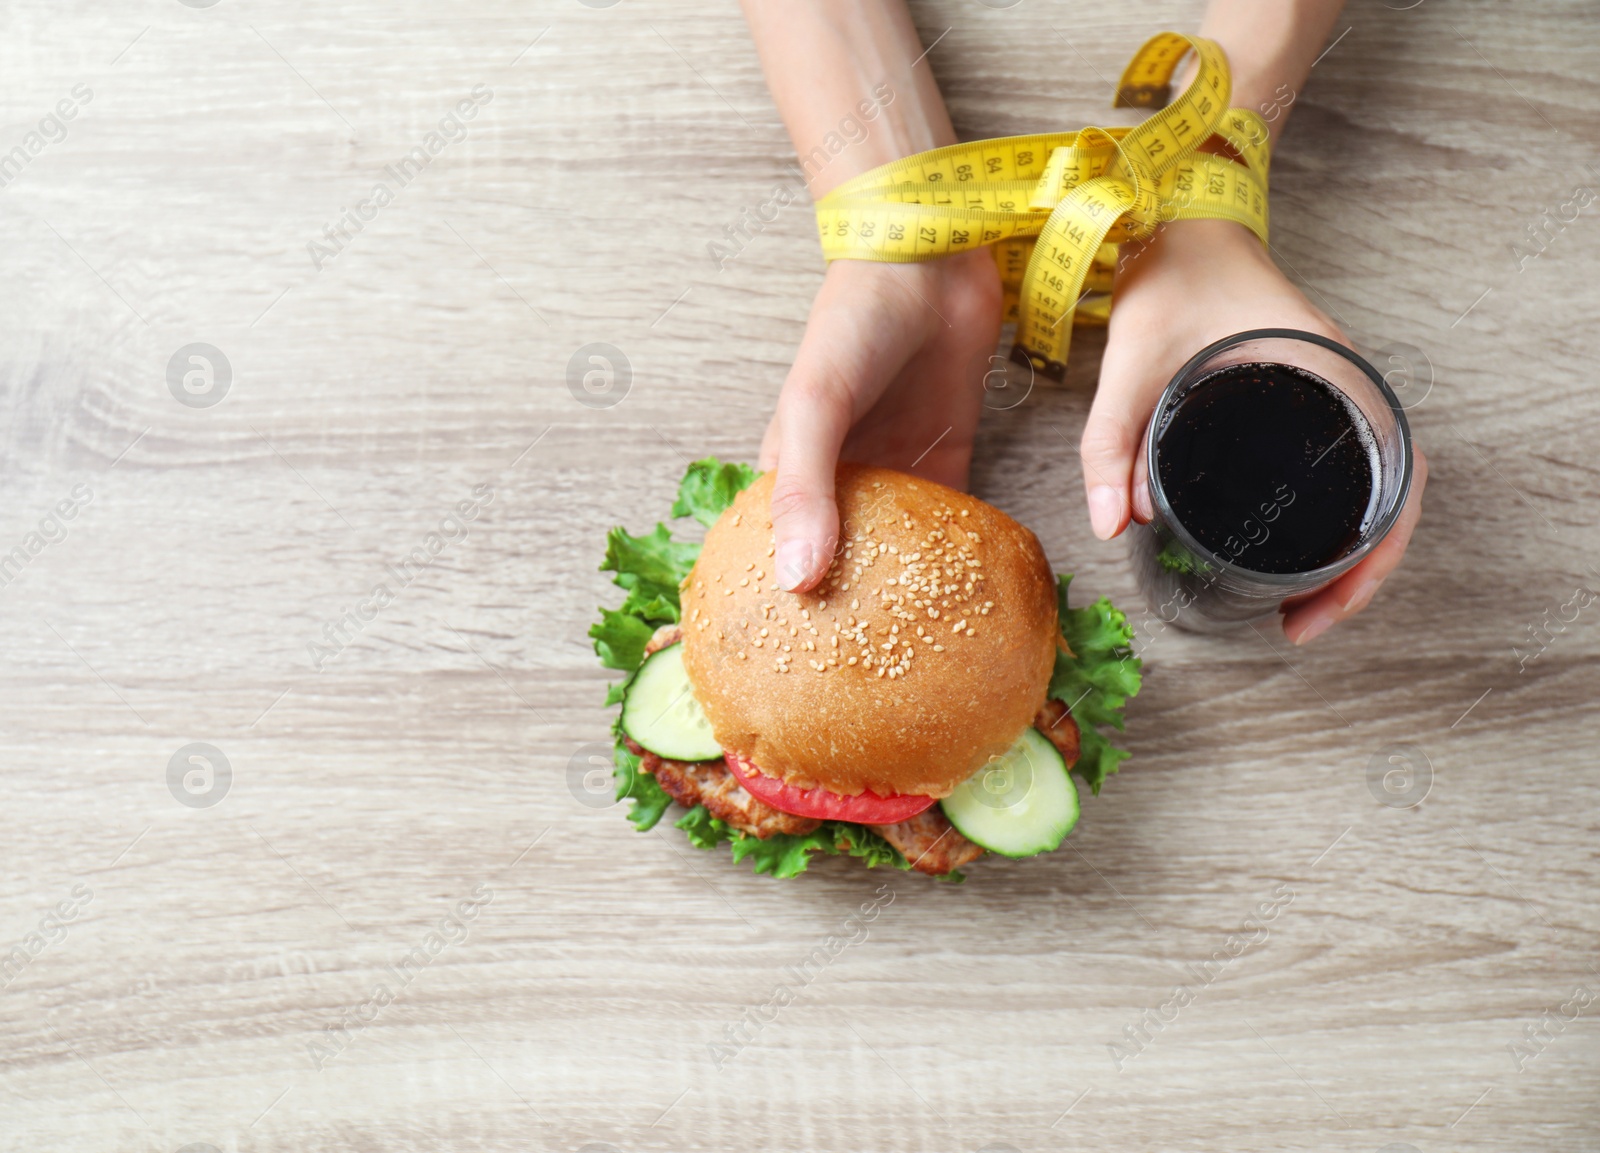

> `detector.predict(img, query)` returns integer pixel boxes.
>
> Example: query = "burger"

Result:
[590,458,1142,879]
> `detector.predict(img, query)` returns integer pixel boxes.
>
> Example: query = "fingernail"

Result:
[1088,486,1123,540]
[1132,479,1154,523]
[1341,577,1380,614]
[775,540,815,591]
[1293,614,1334,645]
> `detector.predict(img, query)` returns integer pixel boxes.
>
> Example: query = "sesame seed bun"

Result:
[679,466,1058,798]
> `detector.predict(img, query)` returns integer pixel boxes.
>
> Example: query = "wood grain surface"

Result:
[1,1,1597,1150]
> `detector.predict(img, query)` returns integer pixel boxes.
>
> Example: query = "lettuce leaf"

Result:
[676,807,912,878]
[612,739,674,831]
[672,458,761,527]
[728,825,839,878]
[831,824,912,872]
[600,523,700,624]
[729,821,912,879]
[591,609,656,673]
[1049,574,1143,795]
[676,804,732,849]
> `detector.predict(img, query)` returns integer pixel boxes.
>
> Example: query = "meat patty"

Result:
[1034,698,1081,767]
[624,737,822,840]
[871,807,987,876]
[644,623,682,658]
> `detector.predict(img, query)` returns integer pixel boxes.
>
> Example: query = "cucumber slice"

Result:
[940,728,1079,858]
[620,643,723,762]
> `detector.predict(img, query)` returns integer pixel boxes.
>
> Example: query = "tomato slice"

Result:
[726,753,937,824]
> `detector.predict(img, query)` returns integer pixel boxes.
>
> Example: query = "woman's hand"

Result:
[1081,217,1427,643]
[760,248,1003,592]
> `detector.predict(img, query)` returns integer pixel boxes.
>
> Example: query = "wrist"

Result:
[1199,0,1346,144]
[802,84,953,197]
[741,2,956,199]
[1125,218,1266,280]
[1157,217,1264,252]
[829,247,998,291]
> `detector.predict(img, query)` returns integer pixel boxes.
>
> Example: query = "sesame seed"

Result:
[737,652,747,660]
[966,629,976,637]
[745,562,754,571]
[739,578,749,587]
[933,644,944,652]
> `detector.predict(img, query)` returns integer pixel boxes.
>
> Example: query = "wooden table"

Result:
[2,1,1595,1149]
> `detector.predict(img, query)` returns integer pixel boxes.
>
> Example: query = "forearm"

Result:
[738,0,955,197]
[1201,0,1347,142]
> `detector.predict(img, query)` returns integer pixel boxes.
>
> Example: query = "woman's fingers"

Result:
[1083,332,1171,540]
[1282,446,1428,643]
[1130,436,1155,524]
[769,266,927,591]
[770,369,850,592]
[757,411,782,472]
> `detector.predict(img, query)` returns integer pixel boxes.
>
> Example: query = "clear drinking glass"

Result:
[1130,328,1415,633]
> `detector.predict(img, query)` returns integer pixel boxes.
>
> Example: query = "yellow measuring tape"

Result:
[815,33,1272,381]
